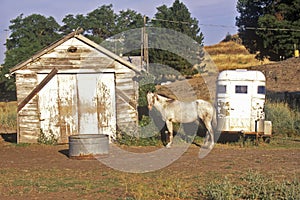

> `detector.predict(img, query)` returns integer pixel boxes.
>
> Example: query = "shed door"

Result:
[77,74,98,134]
[77,73,116,136]
[38,75,60,141]
[38,74,79,143]
[95,73,116,137]
[57,75,78,142]
[38,73,116,143]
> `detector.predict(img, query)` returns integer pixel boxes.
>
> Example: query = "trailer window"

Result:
[217,85,227,93]
[235,85,248,94]
[258,86,265,94]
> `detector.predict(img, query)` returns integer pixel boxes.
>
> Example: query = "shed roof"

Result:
[10,30,141,74]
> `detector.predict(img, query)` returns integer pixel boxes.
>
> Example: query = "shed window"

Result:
[217,85,227,93]
[235,85,248,94]
[67,46,77,53]
[258,86,265,94]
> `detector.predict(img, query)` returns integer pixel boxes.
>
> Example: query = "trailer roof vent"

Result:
[235,69,247,72]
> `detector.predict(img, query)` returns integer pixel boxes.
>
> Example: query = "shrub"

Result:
[116,115,162,146]
[136,72,156,107]
[264,102,300,136]
[37,129,58,145]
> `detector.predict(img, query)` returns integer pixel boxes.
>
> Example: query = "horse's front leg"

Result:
[165,120,173,148]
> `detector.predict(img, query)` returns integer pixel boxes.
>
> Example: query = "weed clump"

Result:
[265,102,300,137]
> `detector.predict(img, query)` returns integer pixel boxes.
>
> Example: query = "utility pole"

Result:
[141,16,149,72]
[4,29,9,51]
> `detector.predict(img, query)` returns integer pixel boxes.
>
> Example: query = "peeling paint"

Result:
[14,35,138,143]
[38,74,60,141]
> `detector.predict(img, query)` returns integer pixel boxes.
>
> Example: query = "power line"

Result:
[151,18,196,25]
[199,24,236,29]
[245,27,300,32]
[151,18,300,32]
[151,18,236,28]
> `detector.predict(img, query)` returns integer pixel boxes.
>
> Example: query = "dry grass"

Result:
[0,161,299,199]
[204,41,271,71]
[0,101,17,131]
[205,41,249,55]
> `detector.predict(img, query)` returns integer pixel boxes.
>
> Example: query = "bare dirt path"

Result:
[0,137,299,199]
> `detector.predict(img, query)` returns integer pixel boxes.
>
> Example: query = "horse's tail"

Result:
[212,106,217,131]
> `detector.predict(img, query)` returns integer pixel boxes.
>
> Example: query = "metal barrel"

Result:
[68,134,109,160]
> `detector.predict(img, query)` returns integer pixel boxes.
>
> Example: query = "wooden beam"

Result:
[116,88,137,109]
[18,68,58,112]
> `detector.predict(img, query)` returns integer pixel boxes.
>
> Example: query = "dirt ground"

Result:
[1,58,299,199]
[250,57,300,93]
[0,134,299,199]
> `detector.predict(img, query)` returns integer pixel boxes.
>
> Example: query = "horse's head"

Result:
[147,92,158,110]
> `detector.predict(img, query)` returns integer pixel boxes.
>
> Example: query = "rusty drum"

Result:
[68,134,109,159]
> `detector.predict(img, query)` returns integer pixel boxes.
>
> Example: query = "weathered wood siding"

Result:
[15,37,139,143]
[15,71,40,142]
[115,68,139,130]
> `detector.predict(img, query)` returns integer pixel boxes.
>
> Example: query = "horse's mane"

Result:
[156,93,173,100]
[156,93,176,103]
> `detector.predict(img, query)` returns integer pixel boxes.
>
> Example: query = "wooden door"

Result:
[77,73,116,137]
[95,73,116,137]
[38,74,60,141]
[57,75,78,142]
[38,73,116,142]
[77,74,99,134]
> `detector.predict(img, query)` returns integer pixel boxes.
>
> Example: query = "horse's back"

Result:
[196,99,213,107]
[166,101,198,123]
[170,101,197,112]
[196,99,214,119]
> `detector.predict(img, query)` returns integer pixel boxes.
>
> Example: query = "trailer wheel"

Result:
[263,136,271,143]
[239,132,246,147]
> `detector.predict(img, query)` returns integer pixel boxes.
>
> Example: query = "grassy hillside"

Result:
[204,41,270,71]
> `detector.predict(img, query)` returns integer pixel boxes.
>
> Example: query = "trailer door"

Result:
[229,84,251,132]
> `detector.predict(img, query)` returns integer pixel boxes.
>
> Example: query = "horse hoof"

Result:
[207,143,215,150]
[166,143,172,148]
[202,142,214,149]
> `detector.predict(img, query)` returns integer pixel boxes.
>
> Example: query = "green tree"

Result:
[85,4,117,43]
[150,0,205,76]
[90,8,145,57]
[152,0,203,43]
[236,0,300,60]
[116,9,144,32]
[62,5,138,44]
[60,14,87,35]
[114,9,145,56]
[1,14,61,92]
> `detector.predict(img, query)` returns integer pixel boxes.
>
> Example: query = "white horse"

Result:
[147,92,217,148]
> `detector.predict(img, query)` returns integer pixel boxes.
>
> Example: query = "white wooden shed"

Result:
[10,31,141,143]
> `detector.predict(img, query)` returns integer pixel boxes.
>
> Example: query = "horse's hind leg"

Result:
[165,120,173,148]
[203,119,215,149]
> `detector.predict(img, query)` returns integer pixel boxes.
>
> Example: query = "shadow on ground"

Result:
[1,133,17,143]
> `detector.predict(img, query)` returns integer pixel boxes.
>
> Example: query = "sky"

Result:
[0,0,238,64]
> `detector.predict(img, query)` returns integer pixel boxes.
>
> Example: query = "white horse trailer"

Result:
[216,69,272,142]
